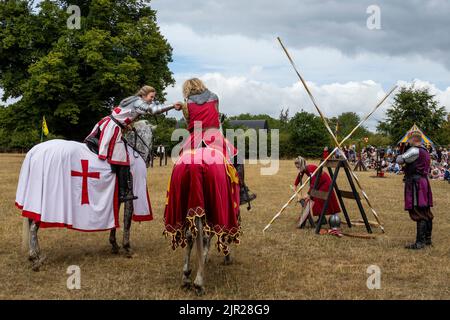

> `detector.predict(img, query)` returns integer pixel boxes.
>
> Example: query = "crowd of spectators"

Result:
[322,144,450,183]
[429,147,449,182]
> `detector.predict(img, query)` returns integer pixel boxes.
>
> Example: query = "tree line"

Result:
[1,0,173,149]
[143,85,450,159]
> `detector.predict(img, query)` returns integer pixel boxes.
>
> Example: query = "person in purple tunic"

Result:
[396,130,433,249]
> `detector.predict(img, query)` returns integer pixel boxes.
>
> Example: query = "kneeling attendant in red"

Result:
[293,156,341,222]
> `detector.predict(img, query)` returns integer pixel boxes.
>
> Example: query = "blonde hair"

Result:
[294,156,306,172]
[182,78,207,98]
[136,85,156,97]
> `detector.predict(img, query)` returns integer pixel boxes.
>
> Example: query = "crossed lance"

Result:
[263,37,398,233]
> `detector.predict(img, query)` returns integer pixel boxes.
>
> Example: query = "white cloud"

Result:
[165,73,450,131]
[0,89,20,106]
[160,23,450,89]
[158,22,450,131]
[153,0,450,69]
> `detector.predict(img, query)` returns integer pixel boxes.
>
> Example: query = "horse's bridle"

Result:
[123,127,153,166]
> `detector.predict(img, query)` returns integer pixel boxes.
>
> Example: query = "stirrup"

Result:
[119,194,138,203]
[239,192,256,205]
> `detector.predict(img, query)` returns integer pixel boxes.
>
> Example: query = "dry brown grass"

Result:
[0,153,449,300]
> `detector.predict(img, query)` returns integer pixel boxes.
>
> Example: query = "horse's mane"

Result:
[123,120,154,167]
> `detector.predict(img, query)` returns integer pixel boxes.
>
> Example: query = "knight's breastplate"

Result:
[112,106,137,126]
[404,162,417,178]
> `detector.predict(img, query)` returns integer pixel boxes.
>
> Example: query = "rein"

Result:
[122,127,153,165]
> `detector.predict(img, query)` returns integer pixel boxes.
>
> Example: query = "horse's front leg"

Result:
[109,228,120,254]
[29,220,45,271]
[202,234,211,265]
[223,213,240,265]
[224,251,233,265]
[182,230,194,289]
[193,217,206,296]
[122,199,133,257]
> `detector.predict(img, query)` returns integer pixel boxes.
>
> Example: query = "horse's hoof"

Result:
[223,255,233,265]
[31,255,45,272]
[194,284,205,296]
[181,282,191,291]
[111,245,120,254]
[124,250,134,259]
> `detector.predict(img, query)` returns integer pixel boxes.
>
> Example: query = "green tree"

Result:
[377,85,447,143]
[288,110,329,157]
[434,115,450,146]
[148,114,179,150]
[337,112,370,139]
[365,133,392,147]
[279,108,289,128]
[228,113,281,129]
[0,0,174,148]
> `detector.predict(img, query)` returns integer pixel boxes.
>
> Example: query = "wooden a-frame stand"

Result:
[300,159,372,234]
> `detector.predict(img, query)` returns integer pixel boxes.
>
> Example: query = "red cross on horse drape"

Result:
[71,159,100,205]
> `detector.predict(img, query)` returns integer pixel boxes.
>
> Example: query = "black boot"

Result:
[405,220,427,250]
[117,166,138,203]
[234,163,256,208]
[425,220,433,246]
[85,136,99,154]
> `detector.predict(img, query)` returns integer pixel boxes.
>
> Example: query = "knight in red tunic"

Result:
[85,85,181,202]
[293,156,341,223]
[164,78,253,254]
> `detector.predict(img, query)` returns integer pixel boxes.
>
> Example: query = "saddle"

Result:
[84,129,135,202]
[85,136,99,155]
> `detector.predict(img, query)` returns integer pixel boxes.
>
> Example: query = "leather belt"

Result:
[109,115,125,129]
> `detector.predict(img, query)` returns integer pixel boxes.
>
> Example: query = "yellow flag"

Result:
[42,116,49,136]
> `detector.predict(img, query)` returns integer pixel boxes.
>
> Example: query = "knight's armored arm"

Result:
[396,156,405,164]
[397,146,419,164]
[148,103,176,115]
[134,99,175,115]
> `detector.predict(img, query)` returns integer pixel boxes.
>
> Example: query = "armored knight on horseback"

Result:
[85,85,182,202]
[164,78,256,294]
[178,78,256,206]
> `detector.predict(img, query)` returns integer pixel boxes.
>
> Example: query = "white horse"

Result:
[17,120,154,271]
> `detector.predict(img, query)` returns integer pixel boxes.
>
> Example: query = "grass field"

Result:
[1,153,449,299]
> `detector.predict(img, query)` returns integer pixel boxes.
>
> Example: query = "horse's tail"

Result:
[22,218,30,252]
